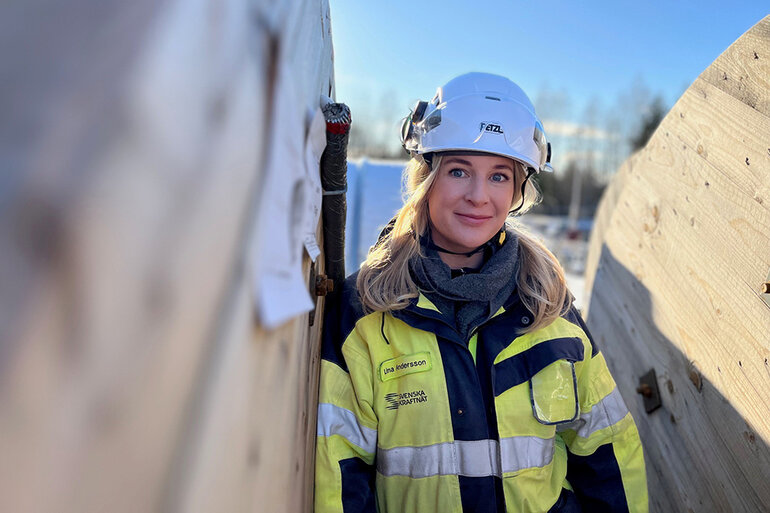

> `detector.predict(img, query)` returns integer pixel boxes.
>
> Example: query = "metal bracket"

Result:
[762,268,770,308]
[636,368,662,414]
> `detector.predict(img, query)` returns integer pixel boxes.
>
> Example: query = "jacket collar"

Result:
[391,290,527,347]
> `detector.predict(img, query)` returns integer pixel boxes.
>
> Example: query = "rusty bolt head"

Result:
[636,384,653,397]
[315,275,334,297]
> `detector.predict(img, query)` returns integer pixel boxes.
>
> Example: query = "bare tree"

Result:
[629,95,667,151]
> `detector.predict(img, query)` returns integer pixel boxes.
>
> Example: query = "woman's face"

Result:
[427,154,516,254]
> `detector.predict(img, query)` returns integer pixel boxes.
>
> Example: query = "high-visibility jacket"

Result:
[315,273,648,513]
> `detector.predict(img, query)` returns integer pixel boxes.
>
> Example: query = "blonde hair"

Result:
[356,155,571,333]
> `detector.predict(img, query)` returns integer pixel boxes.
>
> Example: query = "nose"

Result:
[464,175,489,205]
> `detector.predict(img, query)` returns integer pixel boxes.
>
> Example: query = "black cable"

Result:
[320,103,352,291]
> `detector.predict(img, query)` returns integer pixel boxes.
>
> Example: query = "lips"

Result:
[455,212,492,225]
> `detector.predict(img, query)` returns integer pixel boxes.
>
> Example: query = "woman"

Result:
[315,72,647,512]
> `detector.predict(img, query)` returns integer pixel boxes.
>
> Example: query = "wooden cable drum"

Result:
[583,15,770,513]
[0,1,334,512]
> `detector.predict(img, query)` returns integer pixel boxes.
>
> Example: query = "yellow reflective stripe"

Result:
[317,403,377,453]
[468,333,478,364]
[376,436,554,478]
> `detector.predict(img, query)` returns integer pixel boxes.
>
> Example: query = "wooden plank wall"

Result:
[0,0,333,512]
[583,16,770,513]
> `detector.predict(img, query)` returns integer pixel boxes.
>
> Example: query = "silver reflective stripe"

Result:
[500,436,554,473]
[377,440,499,478]
[378,437,553,478]
[569,387,629,438]
[317,403,377,454]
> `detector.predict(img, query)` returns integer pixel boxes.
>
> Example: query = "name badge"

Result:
[378,352,432,382]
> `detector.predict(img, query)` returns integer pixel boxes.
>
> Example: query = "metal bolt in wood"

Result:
[315,275,334,297]
[637,369,662,413]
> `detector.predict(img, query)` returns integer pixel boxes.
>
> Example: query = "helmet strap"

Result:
[509,167,536,215]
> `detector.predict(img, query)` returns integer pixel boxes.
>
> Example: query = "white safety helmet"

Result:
[401,72,554,173]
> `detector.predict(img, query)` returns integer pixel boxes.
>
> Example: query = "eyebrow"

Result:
[444,157,514,172]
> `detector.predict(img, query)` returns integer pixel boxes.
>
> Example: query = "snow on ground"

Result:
[345,158,407,273]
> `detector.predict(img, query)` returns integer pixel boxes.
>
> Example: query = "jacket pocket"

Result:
[530,359,579,425]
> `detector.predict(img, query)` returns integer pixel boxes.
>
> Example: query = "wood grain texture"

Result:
[163,0,333,511]
[584,16,770,513]
[0,0,333,512]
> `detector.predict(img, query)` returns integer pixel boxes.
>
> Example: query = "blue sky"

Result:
[330,1,767,159]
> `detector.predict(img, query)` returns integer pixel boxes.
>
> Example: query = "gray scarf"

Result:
[409,227,520,341]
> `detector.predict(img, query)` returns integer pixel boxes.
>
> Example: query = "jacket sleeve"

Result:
[557,309,649,513]
[314,293,378,513]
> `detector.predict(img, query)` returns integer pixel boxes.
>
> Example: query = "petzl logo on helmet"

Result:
[479,122,504,134]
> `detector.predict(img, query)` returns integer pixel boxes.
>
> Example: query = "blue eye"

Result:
[491,173,510,183]
[449,168,466,178]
